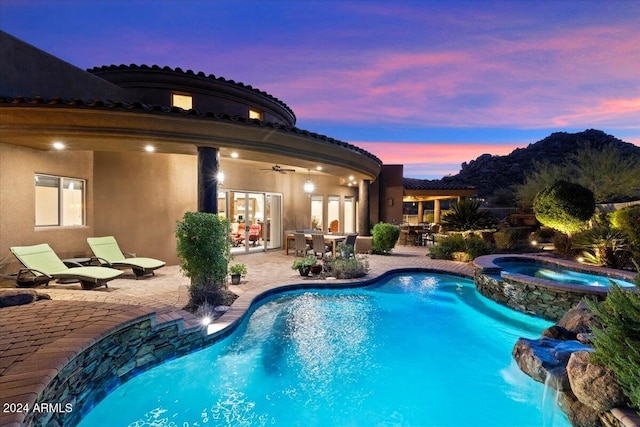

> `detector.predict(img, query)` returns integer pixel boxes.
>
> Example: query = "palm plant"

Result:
[441,199,495,231]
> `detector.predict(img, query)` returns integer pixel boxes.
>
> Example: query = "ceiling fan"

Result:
[260,164,296,174]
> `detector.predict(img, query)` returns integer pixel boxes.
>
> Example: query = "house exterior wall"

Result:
[0,143,95,270]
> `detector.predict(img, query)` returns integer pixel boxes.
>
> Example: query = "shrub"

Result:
[175,212,232,307]
[429,234,489,260]
[587,275,640,411]
[494,229,518,250]
[441,199,496,231]
[533,180,595,235]
[552,233,575,256]
[575,225,631,269]
[372,222,401,255]
[465,235,492,259]
[326,255,369,279]
[612,205,640,259]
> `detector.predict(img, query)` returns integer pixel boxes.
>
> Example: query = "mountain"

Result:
[439,129,640,201]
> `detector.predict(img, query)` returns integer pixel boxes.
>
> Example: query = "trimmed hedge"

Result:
[533,180,595,234]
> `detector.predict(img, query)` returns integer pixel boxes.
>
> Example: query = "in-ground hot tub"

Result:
[473,254,637,320]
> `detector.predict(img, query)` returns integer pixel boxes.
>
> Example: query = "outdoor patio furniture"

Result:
[311,232,331,258]
[343,233,358,257]
[10,243,123,290]
[87,236,165,278]
[293,232,312,257]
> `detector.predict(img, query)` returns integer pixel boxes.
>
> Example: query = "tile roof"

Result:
[88,64,297,122]
[0,96,382,165]
[404,177,476,190]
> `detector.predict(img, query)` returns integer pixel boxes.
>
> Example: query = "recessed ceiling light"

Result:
[231,152,239,158]
[348,175,354,181]
[316,166,323,171]
[53,141,65,150]
[145,145,155,152]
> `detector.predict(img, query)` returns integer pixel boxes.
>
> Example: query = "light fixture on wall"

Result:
[304,169,314,194]
[217,170,225,184]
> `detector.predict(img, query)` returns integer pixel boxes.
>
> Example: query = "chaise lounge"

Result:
[10,243,123,290]
[87,236,165,278]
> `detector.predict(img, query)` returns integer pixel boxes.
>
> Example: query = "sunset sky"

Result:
[1,0,638,179]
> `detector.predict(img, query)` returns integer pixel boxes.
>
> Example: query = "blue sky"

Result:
[1,0,638,178]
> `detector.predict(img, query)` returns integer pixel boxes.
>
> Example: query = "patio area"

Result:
[0,245,474,427]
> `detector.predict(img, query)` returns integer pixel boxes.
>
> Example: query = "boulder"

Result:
[566,351,626,413]
[557,301,598,333]
[542,325,577,340]
[512,337,592,391]
[0,289,50,308]
[557,390,602,427]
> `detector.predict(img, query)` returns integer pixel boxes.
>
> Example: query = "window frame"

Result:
[171,91,193,110]
[34,173,86,227]
[249,108,263,121]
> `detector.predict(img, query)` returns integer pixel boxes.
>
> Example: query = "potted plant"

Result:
[291,255,317,276]
[229,263,247,285]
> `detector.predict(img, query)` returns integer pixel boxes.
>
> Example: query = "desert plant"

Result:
[587,275,640,411]
[326,255,369,279]
[575,225,631,269]
[612,205,640,260]
[372,222,401,255]
[441,199,495,232]
[533,180,595,235]
[493,229,519,250]
[176,211,233,307]
[464,235,492,259]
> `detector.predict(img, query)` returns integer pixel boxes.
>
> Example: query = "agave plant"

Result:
[441,199,495,232]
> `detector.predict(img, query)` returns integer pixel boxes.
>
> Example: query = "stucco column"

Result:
[358,179,371,236]
[434,199,441,223]
[197,147,220,214]
[417,201,424,223]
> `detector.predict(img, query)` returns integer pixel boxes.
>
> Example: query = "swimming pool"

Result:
[78,272,570,427]
[494,258,635,288]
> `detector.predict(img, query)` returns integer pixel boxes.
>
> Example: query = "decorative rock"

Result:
[512,337,592,391]
[558,390,601,427]
[576,333,596,345]
[557,301,598,334]
[0,289,50,307]
[566,351,626,413]
[542,325,577,341]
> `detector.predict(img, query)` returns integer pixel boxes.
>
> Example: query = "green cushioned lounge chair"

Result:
[10,243,123,290]
[87,236,165,278]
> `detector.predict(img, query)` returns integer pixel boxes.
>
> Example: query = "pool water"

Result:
[78,273,570,427]
[496,260,635,288]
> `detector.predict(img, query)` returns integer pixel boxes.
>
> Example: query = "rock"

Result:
[512,337,592,391]
[558,390,602,427]
[542,325,577,340]
[557,301,598,333]
[566,351,626,413]
[576,333,596,345]
[0,289,50,307]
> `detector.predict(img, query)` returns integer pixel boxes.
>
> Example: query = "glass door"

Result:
[266,193,282,249]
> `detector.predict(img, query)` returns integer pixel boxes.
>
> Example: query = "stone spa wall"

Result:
[25,315,223,427]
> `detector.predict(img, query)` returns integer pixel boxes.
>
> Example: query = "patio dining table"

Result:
[284,234,346,258]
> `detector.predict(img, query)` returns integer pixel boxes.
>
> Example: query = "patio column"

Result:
[358,179,371,236]
[417,201,424,223]
[197,146,220,214]
[434,199,441,223]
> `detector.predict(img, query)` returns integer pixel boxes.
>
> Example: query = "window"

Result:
[249,108,263,121]
[311,195,323,231]
[327,196,340,233]
[35,174,85,226]
[172,92,192,110]
[344,196,355,233]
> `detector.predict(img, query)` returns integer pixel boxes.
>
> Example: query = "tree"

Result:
[533,181,595,235]
[441,199,495,231]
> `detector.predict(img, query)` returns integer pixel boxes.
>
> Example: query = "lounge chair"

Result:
[10,243,123,290]
[87,236,165,278]
[248,224,261,246]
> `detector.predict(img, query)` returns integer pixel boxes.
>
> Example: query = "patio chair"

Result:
[10,243,123,290]
[87,236,165,278]
[231,223,246,247]
[343,233,358,258]
[248,224,261,246]
[311,232,331,258]
[293,232,311,257]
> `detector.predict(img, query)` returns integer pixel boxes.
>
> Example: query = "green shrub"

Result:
[429,234,466,260]
[465,235,492,259]
[552,233,575,256]
[441,199,495,231]
[326,255,369,279]
[612,205,640,260]
[575,225,631,269]
[533,180,595,235]
[587,275,640,411]
[494,229,518,250]
[372,222,401,255]
[176,212,232,307]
